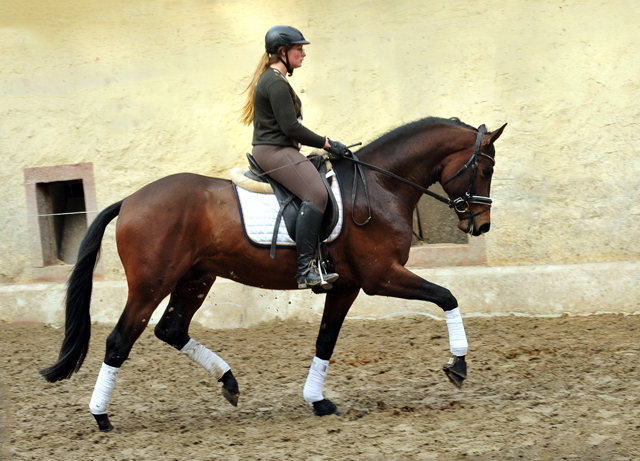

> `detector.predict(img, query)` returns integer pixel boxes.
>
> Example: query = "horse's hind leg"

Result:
[154,276,240,407]
[90,285,172,432]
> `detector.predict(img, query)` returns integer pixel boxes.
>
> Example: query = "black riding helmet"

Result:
[265,25,310,76]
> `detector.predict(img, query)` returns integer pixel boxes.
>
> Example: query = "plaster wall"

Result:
[1,1,638,290]
[2,261,638,328]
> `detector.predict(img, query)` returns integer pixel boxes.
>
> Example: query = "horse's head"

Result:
[440,123,507,236]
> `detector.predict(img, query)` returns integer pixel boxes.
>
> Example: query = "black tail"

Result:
[40,200,124,382]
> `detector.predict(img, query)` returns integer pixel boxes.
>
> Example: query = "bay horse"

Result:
[40,117,506,432]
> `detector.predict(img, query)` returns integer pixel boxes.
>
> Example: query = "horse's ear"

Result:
[482,123,507,147]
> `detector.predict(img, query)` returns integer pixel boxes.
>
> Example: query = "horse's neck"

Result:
[351,128,472,218]
[364,129,464,191]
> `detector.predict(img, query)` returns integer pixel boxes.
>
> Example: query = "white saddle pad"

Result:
[234,170,344,247]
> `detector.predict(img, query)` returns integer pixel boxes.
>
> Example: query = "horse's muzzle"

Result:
[458,215,491,236]
[477,222,491,235]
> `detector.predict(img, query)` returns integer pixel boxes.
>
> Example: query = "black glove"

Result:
[325,139,349,158]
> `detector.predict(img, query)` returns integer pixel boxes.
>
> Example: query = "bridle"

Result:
[336,124,494,228]
[441,124,494,217]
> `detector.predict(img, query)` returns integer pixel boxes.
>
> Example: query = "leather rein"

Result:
[336,124,494,227]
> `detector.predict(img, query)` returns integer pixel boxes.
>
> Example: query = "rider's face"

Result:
[283,45,306,69]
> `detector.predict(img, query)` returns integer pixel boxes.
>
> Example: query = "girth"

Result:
[244,153,340,258]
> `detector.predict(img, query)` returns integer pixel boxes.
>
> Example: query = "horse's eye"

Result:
[482,169,493,178]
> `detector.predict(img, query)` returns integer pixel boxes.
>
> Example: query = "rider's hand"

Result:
[325,139,349,158]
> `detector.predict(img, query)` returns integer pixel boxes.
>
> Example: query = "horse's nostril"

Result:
[478,223,491,234]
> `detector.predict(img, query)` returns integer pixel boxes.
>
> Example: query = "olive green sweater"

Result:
[252,68,326,149]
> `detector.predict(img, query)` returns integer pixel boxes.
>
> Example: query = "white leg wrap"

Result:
[89,363,120,415]
[445,307,468,356]
[303,356,329,404]
[180,338,230,380]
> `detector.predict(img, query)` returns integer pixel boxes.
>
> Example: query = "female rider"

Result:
[241,25,347,289]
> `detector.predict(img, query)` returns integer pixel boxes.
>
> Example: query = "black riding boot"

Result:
[295,202,339,289]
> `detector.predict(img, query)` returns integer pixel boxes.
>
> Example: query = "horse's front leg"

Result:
[304,287,360,416]
[362,263,468,388]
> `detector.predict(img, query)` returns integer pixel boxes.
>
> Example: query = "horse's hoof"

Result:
[219,370,240,406]
[222,387,239,406]
[93,413,114,432]
[443,355,467,389]
[312,399,339,416]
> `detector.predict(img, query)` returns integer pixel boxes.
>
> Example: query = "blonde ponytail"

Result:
[240,51,283,125]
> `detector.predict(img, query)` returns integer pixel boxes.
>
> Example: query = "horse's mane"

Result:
[357,117,476,154]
